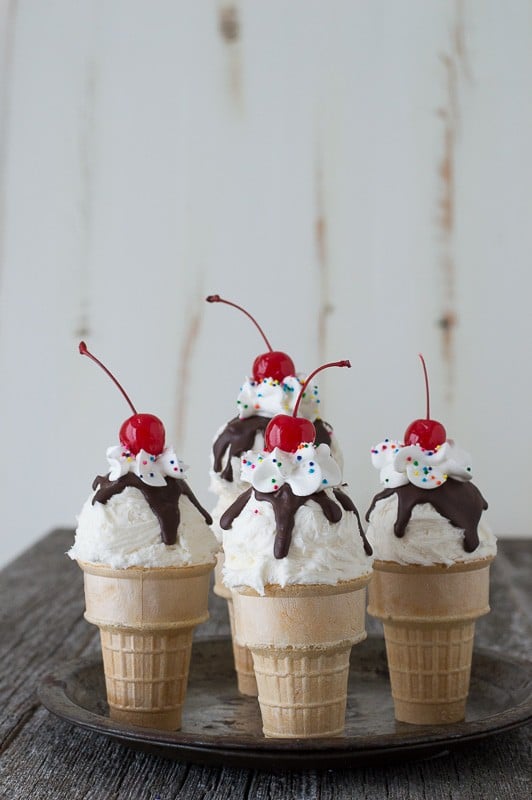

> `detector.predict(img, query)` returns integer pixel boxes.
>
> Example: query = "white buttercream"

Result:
[69,486,219,569]
[222,489,373,594]
[366,494,497,566]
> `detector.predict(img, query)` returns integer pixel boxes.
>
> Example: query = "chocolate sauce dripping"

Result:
[220,486,253,530]
[365,478,488,553]
[92,473,213,546]
[212,415,334,482]
[220,483,364,561]
[212,416,269,481]
[333,487,373,555]
[314,419,334,449]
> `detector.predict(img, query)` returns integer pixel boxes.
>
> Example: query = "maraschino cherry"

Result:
[264,360,351,452]
[403,354,447,450]
[79,341,165,456]
[206,294,296,382]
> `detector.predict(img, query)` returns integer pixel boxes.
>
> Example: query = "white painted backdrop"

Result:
[0,0,530,567]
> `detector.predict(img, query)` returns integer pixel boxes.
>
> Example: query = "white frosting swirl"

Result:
[370,438,473,489]
[222,489,373,594]
[106,444,187,487]
[366,495,496,566]
[240,443,342,496]
[237,375,321,420]
[69,487,219,569]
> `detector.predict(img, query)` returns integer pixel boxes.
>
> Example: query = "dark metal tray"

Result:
[39,637,532,770]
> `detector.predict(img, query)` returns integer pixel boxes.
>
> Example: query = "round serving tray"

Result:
[39,637,532,770]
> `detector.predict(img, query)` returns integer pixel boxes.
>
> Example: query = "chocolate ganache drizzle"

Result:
[92,473,213,546]
[365,478,488,553]
[213,416,333,482]
[220,483,370,559]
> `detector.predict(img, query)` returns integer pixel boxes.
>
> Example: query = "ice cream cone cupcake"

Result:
[232,578,369,737]
[206,295,341,696]
[79,560,213,729]
[367,557,493,724]
[220,360,373,738]
[365,356,497,725]
[68,343,218,730]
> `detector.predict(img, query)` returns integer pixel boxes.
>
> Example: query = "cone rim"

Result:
[77,559,216,580]
[372,556,494,575]
[232,574,371,597]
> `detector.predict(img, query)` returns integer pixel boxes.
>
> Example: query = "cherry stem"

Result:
[292,359,351,418]
[419,353,430,420]
[79,341,137,415]
[206,294,273,352]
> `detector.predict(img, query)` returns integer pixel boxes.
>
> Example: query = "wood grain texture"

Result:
[1,0,532,571]
[0,530,530,799]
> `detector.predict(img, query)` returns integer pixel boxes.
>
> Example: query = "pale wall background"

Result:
[0,0,530,568]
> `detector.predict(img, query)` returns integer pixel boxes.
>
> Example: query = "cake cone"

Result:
[78,560,214,730]
[232,575,371,738]
[213,552,257,696]
[367,557,493,725]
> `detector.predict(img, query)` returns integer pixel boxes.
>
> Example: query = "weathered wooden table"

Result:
[0,530,530,799]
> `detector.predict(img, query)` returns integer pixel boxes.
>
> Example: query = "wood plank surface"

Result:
[2,0,532,569]
[0,530,530,799]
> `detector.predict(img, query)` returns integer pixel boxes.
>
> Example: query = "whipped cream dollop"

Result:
[240,442,342,495]
[237,375,321,420]
[69,487,219,569]
[106,444,187,487]
[371,438,473,489]
[222,489,373,594]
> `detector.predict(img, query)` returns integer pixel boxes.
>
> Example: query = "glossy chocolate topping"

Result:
[213,416,269,481]
[365,478,488,553]
[220,483,367,560]
[92,473,213,546]
[213,415,333,482]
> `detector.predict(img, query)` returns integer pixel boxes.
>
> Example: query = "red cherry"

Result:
[264,415,315,452]
[79,341,166,456]
[206,294,296,382]
[404,418,446,450]
[403,354,446,449]
[119,414,166,456]
[252,351,296,383]
[264,359,351,452]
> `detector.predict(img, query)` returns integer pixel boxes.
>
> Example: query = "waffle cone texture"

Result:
[213,552,257,696]
[367,557,493,725]
[79,560,214,730]
[233,575,371,738]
